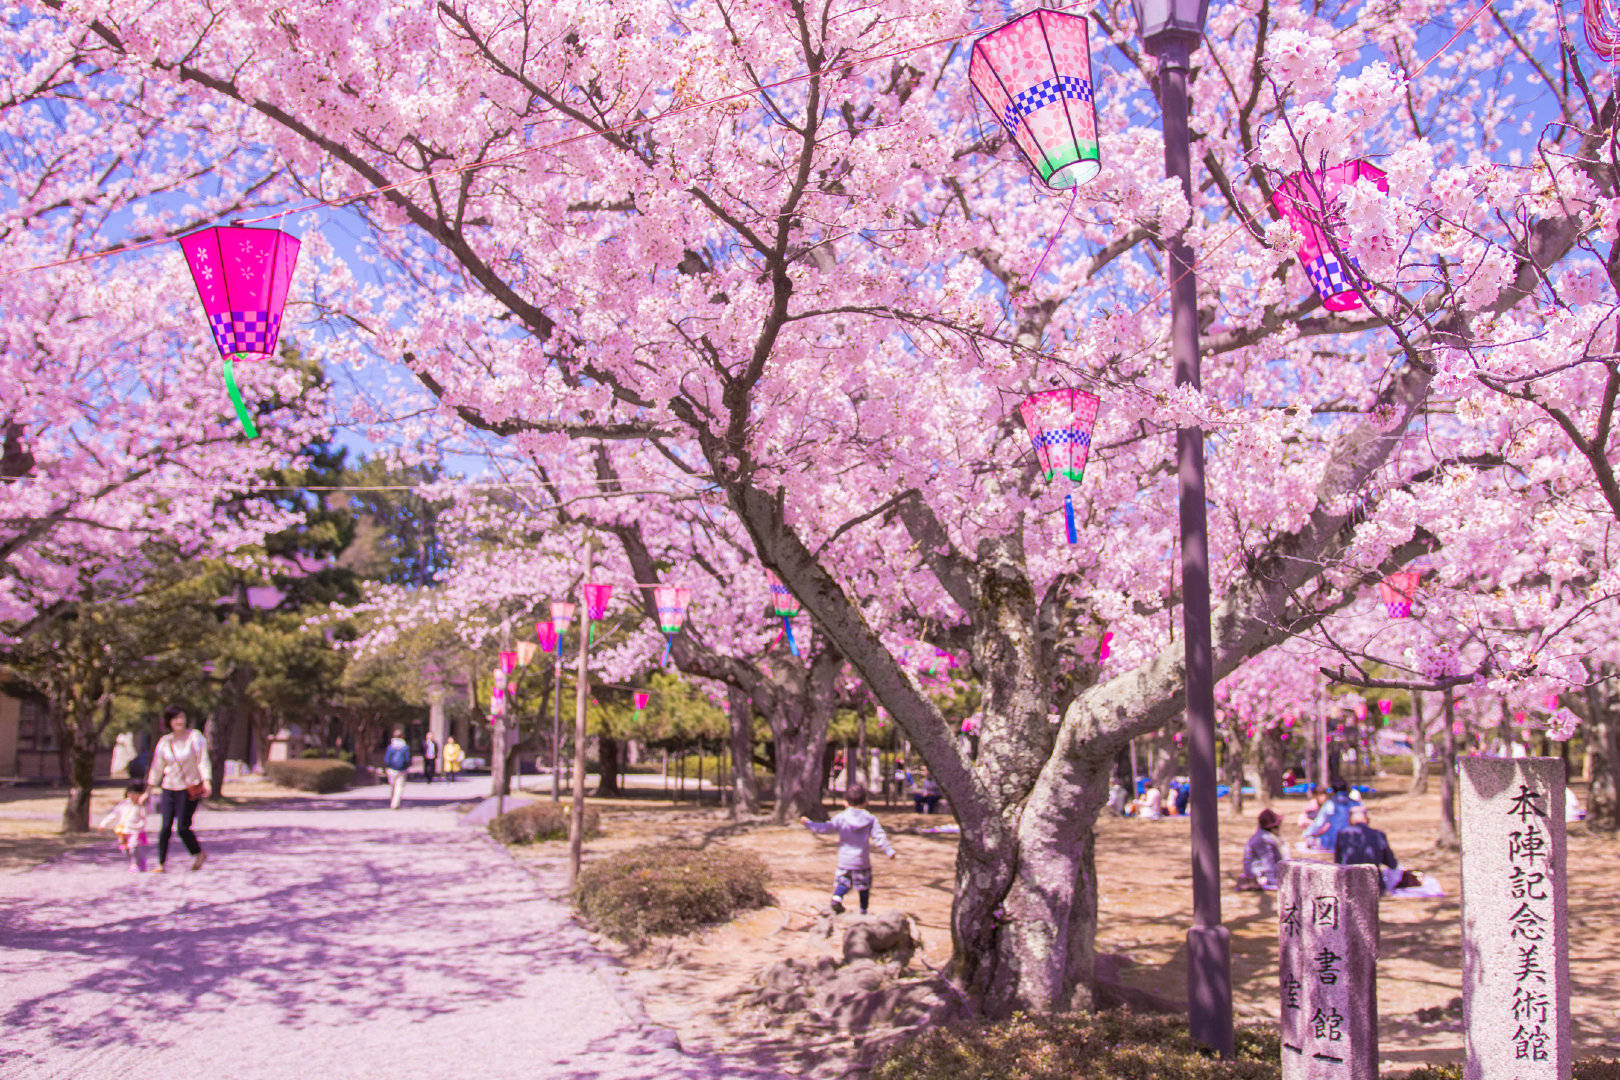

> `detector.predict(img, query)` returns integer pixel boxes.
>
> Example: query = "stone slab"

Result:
[1279,860,1379,1080]
[1460,756,1571,1080]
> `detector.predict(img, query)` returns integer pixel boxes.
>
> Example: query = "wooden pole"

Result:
[566,541,595,890]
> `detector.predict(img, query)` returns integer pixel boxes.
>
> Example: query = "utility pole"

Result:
[552,640,565,803]
[567,539,596,890]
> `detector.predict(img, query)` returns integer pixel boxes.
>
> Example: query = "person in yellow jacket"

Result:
[442,736,464,782]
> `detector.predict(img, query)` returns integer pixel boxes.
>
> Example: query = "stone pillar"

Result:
[1460,757,1570,1079]
[1279,861,1379,1079]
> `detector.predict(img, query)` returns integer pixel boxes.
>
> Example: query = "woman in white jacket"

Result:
[146,705,211,872]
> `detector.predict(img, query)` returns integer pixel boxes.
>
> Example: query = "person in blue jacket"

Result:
[1307,780,1356,852]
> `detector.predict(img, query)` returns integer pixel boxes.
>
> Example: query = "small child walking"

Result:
[98,782,150,873]
[801,783,896,915]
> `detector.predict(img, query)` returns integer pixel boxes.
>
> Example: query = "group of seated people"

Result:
[1240,780,1416,894]
[1108,777,1191,818]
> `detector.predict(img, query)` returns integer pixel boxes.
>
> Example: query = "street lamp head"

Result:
[1130,0,1209,58]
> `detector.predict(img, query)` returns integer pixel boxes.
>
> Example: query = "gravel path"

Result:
[0,778,784,1080]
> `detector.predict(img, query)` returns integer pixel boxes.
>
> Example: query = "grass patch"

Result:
[488,801,599,844]
[264,759,354,794]
[872,1012,1281,1080]
[574,843,771,944]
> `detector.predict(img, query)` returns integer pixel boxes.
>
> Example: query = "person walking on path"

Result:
[801,783,896,915]
[97,781,150,872]
[422,733,439,784]
[146,705,210,872]
[442,735,464,782]
[383,728,412,810]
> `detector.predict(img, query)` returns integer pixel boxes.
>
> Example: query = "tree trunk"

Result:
[491,721,513,796]
[770,646,841,823]
[61,735,96,833]
[951,753,1113,1015]
[727,686,760,816]
[1259,729,1286,799]
[596,735,622,796]
[1408,691,1430,795]
[1438,689,1460,850]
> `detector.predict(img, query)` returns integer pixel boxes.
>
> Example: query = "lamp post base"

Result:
[1187,924,1234,1056]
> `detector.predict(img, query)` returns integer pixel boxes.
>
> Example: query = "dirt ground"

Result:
[507,778,1620,1078]
[9,776,1617,1075]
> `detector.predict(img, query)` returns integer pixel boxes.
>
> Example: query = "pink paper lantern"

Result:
[968,9,1100,189]
[550,601,577,624]
[582,583,613,621]
[633,691,650,714]
[1271,161,1389,311]
[499,651,517,674]
[536,621,558,654]
[1377,699,1393,716]
[1514,711,1527,726]
[179,224,301,437]
[1379,570,1420,618]
[1098,631,1113,661]
[1543,692,1559,710]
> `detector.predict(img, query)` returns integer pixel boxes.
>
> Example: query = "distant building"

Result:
[0,688,112,781]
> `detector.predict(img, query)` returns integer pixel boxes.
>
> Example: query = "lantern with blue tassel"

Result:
[654,585,691,666]
[766,570,801,657]
[1019,387,1101,544]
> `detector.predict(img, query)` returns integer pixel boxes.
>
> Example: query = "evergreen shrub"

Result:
[574,844,771,944]
[264,759,354,793]
[488,801,599,844]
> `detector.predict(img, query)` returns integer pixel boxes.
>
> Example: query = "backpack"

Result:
[384,743,410,771]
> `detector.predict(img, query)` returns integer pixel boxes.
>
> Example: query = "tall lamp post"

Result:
[1129,0,1233,1057]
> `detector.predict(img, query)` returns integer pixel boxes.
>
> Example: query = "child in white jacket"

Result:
[801,783,897,915]
[98,782,150,872]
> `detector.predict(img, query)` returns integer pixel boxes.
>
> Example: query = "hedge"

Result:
[873,1012,1280,1080]
[873,1013,1620,1080]
[488,801,600,844]
[264,758,355,793]
[574,843,771,944]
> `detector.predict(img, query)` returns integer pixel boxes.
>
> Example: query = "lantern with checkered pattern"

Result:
[968,10,1101,189]
[179,224,301,438]
[766,570,802,658]
[1271,162,1388,311]
[1379,570,1420,618]
[653,585,692,666]
[1019,387,1101,544]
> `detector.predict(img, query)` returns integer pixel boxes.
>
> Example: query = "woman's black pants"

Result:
[157,788,202,864]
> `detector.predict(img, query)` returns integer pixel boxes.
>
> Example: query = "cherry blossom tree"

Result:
[20,0,1620,1014]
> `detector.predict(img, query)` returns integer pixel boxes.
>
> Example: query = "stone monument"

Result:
[1279,860,1379,1079]
[1460,756,1570,1079]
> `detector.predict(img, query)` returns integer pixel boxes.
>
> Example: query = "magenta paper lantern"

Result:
[493,668,507,696]
[968,10,1100,189]
[1543,692,1559,710]
[1271,162,1388,312]
[582,583,613,621]
[536,621,558,654]
[634,691,650,713]
[1098,630,1113,661]
[179,224,301,438]
[1379,570,1420,618]
[499,650,517,674]
[1377,698,1393,716]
